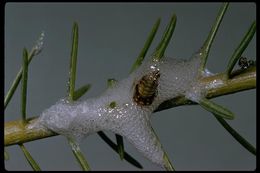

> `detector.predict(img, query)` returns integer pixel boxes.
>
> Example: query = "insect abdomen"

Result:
[133,71,160,106]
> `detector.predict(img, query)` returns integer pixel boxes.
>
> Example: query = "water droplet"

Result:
[32,31,45,56]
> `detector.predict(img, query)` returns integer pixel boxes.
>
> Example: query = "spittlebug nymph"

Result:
[133,70,160,106]
[238,56,256,69]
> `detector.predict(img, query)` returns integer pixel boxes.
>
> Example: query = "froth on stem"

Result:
[66,22,92,171]
[151,127,175,171]
[107,78,125,161]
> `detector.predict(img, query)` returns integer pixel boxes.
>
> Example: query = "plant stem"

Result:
[5,117,57,146]
[68,138,91,171]
[153,14,177,61]
[130,18,161,73]
[163,153,175,171]
[68,22,79,101]
[66,22,91,171]
[19,143,41,171]
[73,84,91,101]
[213,114,256,155]
[151,127,175,171]
[21,48,29,124]
[115,134,125,160]
[97,131,143,169]
[4,49,36,110]
[199,3,229,71]
[225,21,256,78]
[198,98,234,120]
[4,67,255,147]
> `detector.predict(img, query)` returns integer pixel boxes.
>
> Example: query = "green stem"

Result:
[199,97,234,120]
[153,14,177,61]
[68,138,91,171]
[225,21,256,78]
[19,144,41,171]
[214,114,256,155]
[115,134,125,160]
[5,31,44,110]
[130,18,161,73]
[200,3,229,71]
[97,131,143,169]
[21,48,29,124]
[73,84,91,100]
[66,22,91,171]
[68,22,79,101]
[163,153,175,171]
[4,49,36,110]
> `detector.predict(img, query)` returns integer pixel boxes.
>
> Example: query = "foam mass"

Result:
[38,53,206,168]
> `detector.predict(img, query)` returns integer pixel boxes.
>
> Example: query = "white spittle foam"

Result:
[38,53,205,168]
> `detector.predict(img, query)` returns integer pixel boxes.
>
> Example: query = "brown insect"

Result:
[133,70,160,106]
[238,56,255,69]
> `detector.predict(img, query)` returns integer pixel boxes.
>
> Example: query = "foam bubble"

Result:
[39,54,205,167]
[31,31,45,56]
